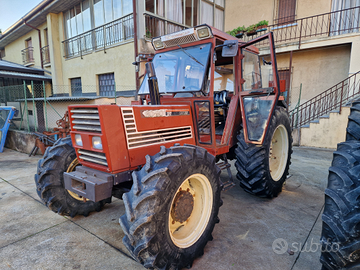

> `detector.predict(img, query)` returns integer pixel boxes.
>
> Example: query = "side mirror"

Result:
[222,40,238,57]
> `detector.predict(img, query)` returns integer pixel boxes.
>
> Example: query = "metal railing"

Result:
[144,13,187,39]
[62,14,134,59]
[41,45,50,65]
[241,6,360,48]
[290,71,360,129]
[21,47,34,65]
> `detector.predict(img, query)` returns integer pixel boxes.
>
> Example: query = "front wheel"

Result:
[235,106,292,198]
[34,137,111,217]
[119,144,222,269]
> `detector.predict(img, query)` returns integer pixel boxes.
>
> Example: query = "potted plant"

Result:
[246,24,257,36]
[235,26,246,38]
[145,27,152,39]
[227,25,246,38]
[256,20,269,31]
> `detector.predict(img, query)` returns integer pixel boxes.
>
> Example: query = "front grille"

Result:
[78,149,108,166]
[71,108,101,132]
[121,108,193,149]
[163,34,197,48]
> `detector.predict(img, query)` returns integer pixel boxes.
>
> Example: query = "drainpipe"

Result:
[24,20,43,69]
[132,0,139,100]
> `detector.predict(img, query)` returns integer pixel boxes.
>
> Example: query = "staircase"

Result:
[293,107,350,148]
[290,71,360,129]
[290,71,360,148]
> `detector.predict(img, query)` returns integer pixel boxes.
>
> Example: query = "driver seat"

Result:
[214,90,230,136]
[214,90,229,107]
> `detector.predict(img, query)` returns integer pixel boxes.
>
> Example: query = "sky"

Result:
[0,0,43,32]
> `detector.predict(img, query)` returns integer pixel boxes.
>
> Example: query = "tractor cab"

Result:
[137,25,281,157]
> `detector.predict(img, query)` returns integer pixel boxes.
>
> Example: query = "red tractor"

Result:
[35,25,292,269]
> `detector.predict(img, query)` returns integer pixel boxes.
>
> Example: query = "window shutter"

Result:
[277,0,296,25]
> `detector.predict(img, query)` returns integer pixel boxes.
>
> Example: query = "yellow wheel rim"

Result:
[269,125,289,181]
[66,158,88,202]
[168,173,213,248]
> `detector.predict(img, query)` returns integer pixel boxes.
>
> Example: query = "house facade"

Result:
[224,0,360,147]
[2,0,356,147]
[0,0,225,134]
[0,0,225,97]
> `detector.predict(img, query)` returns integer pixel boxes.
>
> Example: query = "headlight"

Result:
[92,136,103,150]
[75,134,83,146]
[197,27,210,39]
[153,38,164,50]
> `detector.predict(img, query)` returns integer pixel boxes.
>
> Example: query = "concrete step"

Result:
[300,106,350,149]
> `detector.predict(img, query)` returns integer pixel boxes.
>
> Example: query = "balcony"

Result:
[240,6,360,49]
[144,13,187,39]
[21,47,34,65]
[41,45,50,66]
[62,14,134,59]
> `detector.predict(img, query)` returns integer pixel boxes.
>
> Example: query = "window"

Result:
[71,78,82,96]
[201,0,225,30]
[99,73,115,96]
[23,38,34,64]
[145,0,224,34]
[276,0,296,25]
[330,0,360,35]
[0,48,5,59]
[64,0,132,39]
[44,28,49,46]
[145,0,225,30]
[138,44,212,94]
[26,39,32,49]
[242,50,261,91]
[145,0,194,36]
[278,69,290,91]
[214,66,234,92]
[194,101,212,144]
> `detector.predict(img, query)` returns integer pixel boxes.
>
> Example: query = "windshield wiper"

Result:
[177,45,204,66]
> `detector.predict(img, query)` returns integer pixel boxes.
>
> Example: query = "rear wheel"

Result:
[34,137,111,217]
[320,141,360,270]
[235,106,292,198]
[346,101,360,141]
[119,144,222,269]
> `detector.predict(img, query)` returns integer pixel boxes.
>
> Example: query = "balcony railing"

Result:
[290,71,360,129]
[62,14,134,59]
[144,13,187,39]
[240,6,360,48]
[41,45,50,66]
[21,47,34,65]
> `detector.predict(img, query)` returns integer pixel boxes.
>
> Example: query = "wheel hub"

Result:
[171,189,194,223]
[269,124,289,181]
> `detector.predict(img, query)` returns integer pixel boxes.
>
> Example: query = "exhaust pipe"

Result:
[145,62,161,105]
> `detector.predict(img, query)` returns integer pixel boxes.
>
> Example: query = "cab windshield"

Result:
[138,43,212,94]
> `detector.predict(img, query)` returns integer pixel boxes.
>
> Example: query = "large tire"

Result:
[34,137,111,217]
[320,141,360,270]
[119,144,222,269]
[346,101,360,141]
[235,106,292,198]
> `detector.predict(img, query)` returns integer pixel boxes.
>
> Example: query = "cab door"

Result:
[239,33,280,145]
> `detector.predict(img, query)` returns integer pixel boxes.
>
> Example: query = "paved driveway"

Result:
[0,146,332,270]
